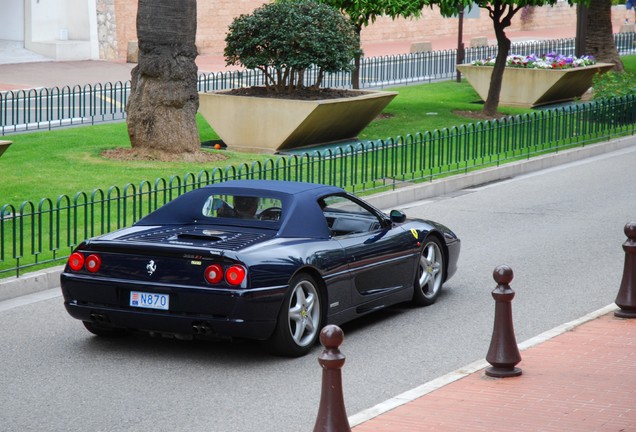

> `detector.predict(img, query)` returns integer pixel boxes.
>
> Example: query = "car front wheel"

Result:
[412,236,445,306]
[269,273,323,357]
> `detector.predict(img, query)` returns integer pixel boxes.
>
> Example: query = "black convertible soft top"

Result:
[136,180,346,239]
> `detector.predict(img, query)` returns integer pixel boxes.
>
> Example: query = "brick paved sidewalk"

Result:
[352,308,636,431]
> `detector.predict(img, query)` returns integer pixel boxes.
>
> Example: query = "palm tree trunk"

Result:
[126,0,200,154]
[584,0,624,71]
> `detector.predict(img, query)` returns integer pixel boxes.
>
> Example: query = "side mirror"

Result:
[389,209,406,223]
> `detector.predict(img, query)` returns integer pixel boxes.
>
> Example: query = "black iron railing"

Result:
[2,33,635,135]
[2,95,636,276]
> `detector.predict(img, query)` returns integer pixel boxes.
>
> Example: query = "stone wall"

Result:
[101,1,623,61]
[96,0,117,60]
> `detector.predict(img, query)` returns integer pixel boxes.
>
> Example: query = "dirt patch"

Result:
[101,147,228,163]
[452,110,507,121]
[376,112,395,120]
[225,86,369,100]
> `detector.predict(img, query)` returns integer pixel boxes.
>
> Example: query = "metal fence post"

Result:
[313,325,350,432]
[615,222,636,318]
[485,265,522,378]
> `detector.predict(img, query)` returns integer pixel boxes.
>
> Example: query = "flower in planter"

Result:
[471,53,597,69]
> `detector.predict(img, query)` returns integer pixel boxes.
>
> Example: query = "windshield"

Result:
[202,195,283,221]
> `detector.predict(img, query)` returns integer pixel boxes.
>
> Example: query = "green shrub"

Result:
[224,0,358,93]
[591,70,636,127]
[592,70,636,99]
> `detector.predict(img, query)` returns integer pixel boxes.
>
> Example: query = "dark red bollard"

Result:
[485,265,522,378]
[615,222,636,318]
[313,325,351,432]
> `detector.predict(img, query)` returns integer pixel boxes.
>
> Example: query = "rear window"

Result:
[202,195,283,221]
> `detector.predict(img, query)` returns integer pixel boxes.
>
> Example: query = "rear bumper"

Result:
[61,273,287,341]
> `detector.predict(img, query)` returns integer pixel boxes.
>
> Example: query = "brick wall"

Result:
[196,1,260,56]
[104,1,621,61]
[358,2,578,47]
[107,0,260,60]
[113,0,137,61]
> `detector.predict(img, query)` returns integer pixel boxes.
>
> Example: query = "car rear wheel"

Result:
[412,236,445,306]
[269,273,323,357]
[82,321,130,337]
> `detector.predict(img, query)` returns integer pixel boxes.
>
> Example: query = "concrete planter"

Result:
[0,140,11,158]
[198,89,397,153]
[456,63,614,108]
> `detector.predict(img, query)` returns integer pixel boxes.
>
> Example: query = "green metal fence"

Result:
[2,96,635,277]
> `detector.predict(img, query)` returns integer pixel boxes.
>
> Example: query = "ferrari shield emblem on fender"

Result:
[410,229,419,239]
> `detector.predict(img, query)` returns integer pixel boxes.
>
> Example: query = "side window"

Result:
[320,195,382,236]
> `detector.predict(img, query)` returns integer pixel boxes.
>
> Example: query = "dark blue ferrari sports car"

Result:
[61,180,460,356]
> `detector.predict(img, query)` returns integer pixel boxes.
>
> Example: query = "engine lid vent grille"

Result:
[119,227,269,251]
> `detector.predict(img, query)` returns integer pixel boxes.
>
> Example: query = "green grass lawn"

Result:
[359,79,531,141]
[0,79,534,207]
[622,55,636,70]
[2,55,634,208]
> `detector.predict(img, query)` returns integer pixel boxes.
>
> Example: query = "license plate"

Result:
[130,291,169,310]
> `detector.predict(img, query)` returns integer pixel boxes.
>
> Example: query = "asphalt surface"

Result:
[1,140,635,431]
[1,21,635,430]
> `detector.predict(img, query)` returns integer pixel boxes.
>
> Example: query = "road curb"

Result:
[2,136,635,302]
[0,265,64,302]
[365,136,636,210]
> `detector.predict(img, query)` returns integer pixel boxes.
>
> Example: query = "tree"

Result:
[319,0,429,89]
[434,0,588,116]
[224,0,359,93]
[126,0,200,154]
[583,0,623,71]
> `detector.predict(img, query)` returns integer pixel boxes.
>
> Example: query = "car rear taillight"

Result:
[225,265,246,286]
[204,264,224,284]
[68,252,85,271]
[85,254,102,273]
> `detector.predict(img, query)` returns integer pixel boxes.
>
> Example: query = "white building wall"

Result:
[68,0,92,40]
[0,0,25,41]
[29,0,62,41]
[24,0,98,60]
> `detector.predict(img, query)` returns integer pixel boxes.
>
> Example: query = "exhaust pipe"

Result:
[192,321,212,335]
[90,312,107,323]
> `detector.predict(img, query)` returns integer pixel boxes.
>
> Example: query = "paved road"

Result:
[1,145,634,432]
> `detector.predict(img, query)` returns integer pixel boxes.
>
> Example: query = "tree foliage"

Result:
[432,0,593,116]
[321,0,429,28]
[319,0,429,88]
[224,0,359,92]
[435,0,561,18]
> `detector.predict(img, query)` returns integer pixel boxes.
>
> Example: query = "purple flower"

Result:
[473,53,597,69]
